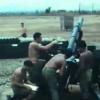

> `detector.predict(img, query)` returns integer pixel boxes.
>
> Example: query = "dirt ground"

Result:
[0,15,100,43]
[0,15,100,97]
[0,58,27,94]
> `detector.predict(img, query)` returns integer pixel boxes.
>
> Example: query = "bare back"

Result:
[44,54,66,70]
[11,67,26,85]
[79,50,94,69]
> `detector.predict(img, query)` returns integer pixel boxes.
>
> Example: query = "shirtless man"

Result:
[11,60,37,100]
[76,41,94,99]
[42,54,66,100]
[28,32,57,63]
[28,32,57,88]
[20,22,27,37]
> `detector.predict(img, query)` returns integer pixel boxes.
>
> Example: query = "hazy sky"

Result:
[0,0,100,12]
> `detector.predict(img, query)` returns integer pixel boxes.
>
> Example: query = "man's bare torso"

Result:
[28,42,41,63]
[21,27,27,34]
[44,54,65,70]
[11,67,26,85]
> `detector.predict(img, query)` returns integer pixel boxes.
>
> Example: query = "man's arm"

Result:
[23,73,37,86]
[24,76,35,85]
[26,80,37,86]
[11,77,26,88]
[35,40,57,50]
[11,72,27,88]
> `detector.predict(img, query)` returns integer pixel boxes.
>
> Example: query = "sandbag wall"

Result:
[0,37,99,60]
[0,38,69,59]
[0,38,30,59]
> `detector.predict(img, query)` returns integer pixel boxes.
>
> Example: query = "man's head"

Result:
[77,29,83,41]
[33,32,42,43]
[78,40,87,53]
[79,30,83,40]
[21,22,24,27]
[23,60,33,71]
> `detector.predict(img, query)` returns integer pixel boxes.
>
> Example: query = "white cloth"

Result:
[24,84,38,91]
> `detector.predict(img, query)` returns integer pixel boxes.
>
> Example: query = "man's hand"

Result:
[56,69,63,76]
[52,40,58,44]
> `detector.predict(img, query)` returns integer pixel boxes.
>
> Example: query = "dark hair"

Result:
[79,30,83,39]
[21,22,24,25]
[33,32,41,40]
[24,60,33,67]
[21,22,24,27]
[78,40,87,49]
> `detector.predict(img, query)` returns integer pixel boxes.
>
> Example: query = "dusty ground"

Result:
[0,58,27,94]
[0,15,100,96]
[0,15,100,45]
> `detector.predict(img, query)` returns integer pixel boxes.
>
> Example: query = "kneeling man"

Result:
[11,60,38,100]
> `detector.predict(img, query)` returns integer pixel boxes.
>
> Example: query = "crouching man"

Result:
[11,60,38,100]
[42,54,66,100]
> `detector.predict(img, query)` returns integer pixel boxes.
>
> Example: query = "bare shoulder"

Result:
[29,42,38,47]
[80,50,93,57]
[56,53,64,56]
[14,67,22,75]
[53,54,65,60]
[56,53,65,57]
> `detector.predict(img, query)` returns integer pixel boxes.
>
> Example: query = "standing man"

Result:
[42,54,66,100]
[76,41,94,100]
[28,32,57,87]
[20,22,27,38]
[11,60,38,100]
[28,32,57,63]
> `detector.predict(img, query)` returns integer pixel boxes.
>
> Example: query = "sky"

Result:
[0,0,100,12]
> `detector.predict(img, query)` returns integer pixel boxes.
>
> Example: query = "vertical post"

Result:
[91,2,94,15]
[79,2,81,15]
[60,16,64,31]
